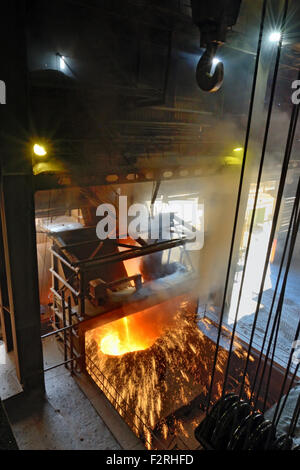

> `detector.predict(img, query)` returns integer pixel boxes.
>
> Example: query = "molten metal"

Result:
[100,317,152,356]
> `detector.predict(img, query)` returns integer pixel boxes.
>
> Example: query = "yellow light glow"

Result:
[233,147,244,152]
[225,156,241,166]
[33,143,47,157]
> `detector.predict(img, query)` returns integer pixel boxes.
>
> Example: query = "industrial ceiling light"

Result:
[269,31,281,43]
[233,147,244,152]
[33,143,47,157]
[59,55,66,70]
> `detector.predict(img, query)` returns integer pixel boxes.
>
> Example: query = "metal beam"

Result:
[74,237,186,268]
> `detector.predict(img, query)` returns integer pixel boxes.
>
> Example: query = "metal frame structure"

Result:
[41,292,80,375]
[49,232,187,316]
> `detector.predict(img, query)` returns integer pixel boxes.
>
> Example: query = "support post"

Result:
[0,0,44,392]
[0,176,45,392]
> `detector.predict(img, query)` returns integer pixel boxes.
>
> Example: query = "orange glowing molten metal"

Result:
[99,247,162,356]
[100,316,152,356]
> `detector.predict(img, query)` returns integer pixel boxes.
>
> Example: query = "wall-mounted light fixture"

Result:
[33,143,47,157]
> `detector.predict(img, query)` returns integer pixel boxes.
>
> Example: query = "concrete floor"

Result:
[1,337,121,450]
[0,341,23,400]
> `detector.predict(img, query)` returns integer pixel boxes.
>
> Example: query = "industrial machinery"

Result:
[40,212,197,349]
[191,0,242,92]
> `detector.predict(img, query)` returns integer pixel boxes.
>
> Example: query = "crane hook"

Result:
[196,43,224,93]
